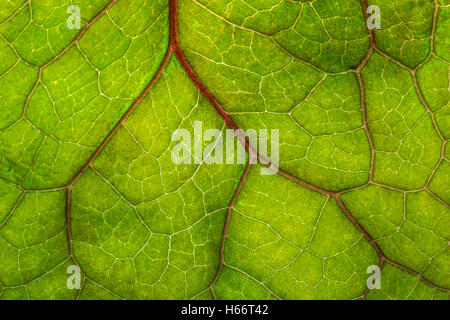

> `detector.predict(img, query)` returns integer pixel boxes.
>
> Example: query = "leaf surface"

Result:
[0,0,448,300]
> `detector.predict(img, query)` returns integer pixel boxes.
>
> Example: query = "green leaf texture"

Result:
[0,0,448,300]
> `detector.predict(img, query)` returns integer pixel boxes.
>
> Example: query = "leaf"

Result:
[0,0,448,300]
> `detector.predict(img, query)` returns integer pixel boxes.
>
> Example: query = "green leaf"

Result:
[0,0,448,300]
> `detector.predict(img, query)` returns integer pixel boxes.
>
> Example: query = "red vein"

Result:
[335,196,384,258]
[44,0,120,68]
[65,47,172,257]
[356,0,449,296]
[170,2,238,134]
[169,0,333,197]
[208,157,253,299]
[61,2,174,299]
